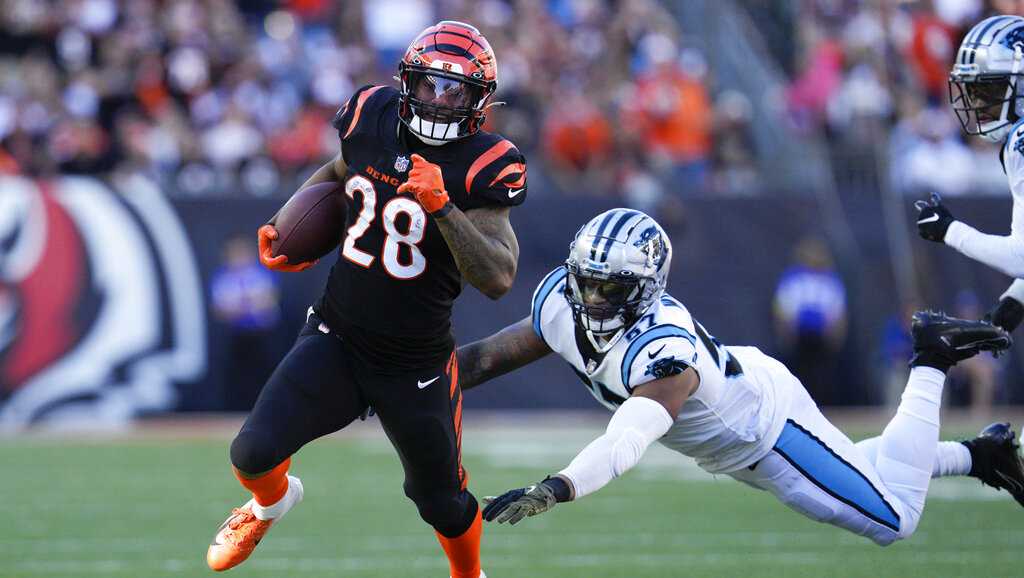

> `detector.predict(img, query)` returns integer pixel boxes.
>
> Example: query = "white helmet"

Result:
[564,209,672,352]
[950,15,1024,142]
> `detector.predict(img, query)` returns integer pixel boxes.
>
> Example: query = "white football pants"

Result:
[728,367,945,546]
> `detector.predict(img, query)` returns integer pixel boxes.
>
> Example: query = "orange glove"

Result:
[397,153,451,215]
[258,224,316,272]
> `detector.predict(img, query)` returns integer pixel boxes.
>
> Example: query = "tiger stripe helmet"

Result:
[398,21,498,145]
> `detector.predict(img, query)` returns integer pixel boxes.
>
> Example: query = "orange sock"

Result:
[233,457,291,507]
[435,508,483,578]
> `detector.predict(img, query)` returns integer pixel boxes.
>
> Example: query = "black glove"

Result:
[985,297,1024,333]
[914,192,956,243]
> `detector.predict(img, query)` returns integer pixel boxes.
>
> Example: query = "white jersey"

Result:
[1000,122,1024,302]
[532,266,793,474]
[944,118,1024,301]
[1002,120,1024,244]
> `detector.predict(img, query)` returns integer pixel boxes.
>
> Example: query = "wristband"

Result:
[542,476,574,503]
[433,201,455,218]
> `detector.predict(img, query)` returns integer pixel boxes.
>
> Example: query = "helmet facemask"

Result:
[949,76,1020,142]
[564,265,658,353]
[399,65,491,145]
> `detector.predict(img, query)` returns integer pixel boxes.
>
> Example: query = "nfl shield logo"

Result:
[394,155,410,172]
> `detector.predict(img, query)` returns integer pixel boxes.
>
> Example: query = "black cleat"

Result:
[962,422,1024,507]
[910,311,1012,371]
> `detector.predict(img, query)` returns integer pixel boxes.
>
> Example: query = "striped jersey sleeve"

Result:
[530,266,567,346]
[620,324,700,392]
[332,85,386,162]
[462,137,527,209]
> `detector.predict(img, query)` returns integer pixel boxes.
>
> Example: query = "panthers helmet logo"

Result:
[634,226,667,270]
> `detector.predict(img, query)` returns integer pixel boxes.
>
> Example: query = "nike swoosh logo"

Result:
[648,345,666,359]
[417,376,440,389]
[917,214,940,224]
[508,188,525,198]
[210,517,232,546]
[996,469,1024,494]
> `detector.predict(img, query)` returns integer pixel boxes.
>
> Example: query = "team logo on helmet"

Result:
[633,226,667,270]
[0,176,206,430]
[397,20,499,145]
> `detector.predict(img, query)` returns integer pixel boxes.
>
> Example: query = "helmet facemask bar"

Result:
[949,77,1018,138]
[400,66,490,144]
[564,266,653,352]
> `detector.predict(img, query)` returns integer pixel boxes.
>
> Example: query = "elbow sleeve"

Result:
[559,397,674,499]
[608,428,649,478]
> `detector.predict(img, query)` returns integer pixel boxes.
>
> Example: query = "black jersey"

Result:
[315,85,528,371]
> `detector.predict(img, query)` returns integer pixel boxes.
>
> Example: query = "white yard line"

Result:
[10,548,1024,575]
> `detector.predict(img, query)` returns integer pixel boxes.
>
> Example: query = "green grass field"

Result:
[2,417,1022,578]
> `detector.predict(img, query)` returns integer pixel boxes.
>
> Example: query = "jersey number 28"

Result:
[341,175,426,279]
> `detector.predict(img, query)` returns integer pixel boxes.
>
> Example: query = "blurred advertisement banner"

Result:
[0,175,206,430]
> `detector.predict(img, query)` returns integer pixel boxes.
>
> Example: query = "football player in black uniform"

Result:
[206,22,525,578]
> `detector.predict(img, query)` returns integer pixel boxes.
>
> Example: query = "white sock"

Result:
[857,437,973,478]
[251,475,304,521]
[872,366,946,532]
[934,441,972,477]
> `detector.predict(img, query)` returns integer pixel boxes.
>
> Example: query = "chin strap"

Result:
[586,326,625,353]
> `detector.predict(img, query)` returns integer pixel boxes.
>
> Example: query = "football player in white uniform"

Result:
[917,15,1024,333]
[459,209,1022,546]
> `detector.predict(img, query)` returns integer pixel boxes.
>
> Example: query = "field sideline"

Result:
[2,411,1023,578]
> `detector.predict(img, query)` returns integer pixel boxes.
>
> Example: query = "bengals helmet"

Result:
[398,21,498,145]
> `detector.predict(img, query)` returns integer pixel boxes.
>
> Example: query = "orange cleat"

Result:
[206,500,275,571]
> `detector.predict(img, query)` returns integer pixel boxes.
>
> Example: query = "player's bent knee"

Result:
[870,529,902,547]
[230,430,285,475]
[405,486,477,537]
[868,518,916,547]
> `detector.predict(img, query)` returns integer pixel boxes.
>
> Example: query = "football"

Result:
[270,181,346,264]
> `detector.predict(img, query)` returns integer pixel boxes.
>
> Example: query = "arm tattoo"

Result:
[434,205,519,299]
[458,318,551,390]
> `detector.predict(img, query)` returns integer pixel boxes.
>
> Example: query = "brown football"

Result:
[270,182,345,264]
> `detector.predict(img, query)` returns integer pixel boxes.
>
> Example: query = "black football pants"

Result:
[229,311,476,537]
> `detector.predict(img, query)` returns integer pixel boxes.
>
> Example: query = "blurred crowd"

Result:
[782,0,1024,196]
[4,0,1024,200]
[0,0,746,202]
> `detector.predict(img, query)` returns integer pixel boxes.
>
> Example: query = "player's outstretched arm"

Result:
[398,153,519,299]
[457,317,552,390]
[482,369,698,525]
[917,192,1024,279]
[944,222,1024,279]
